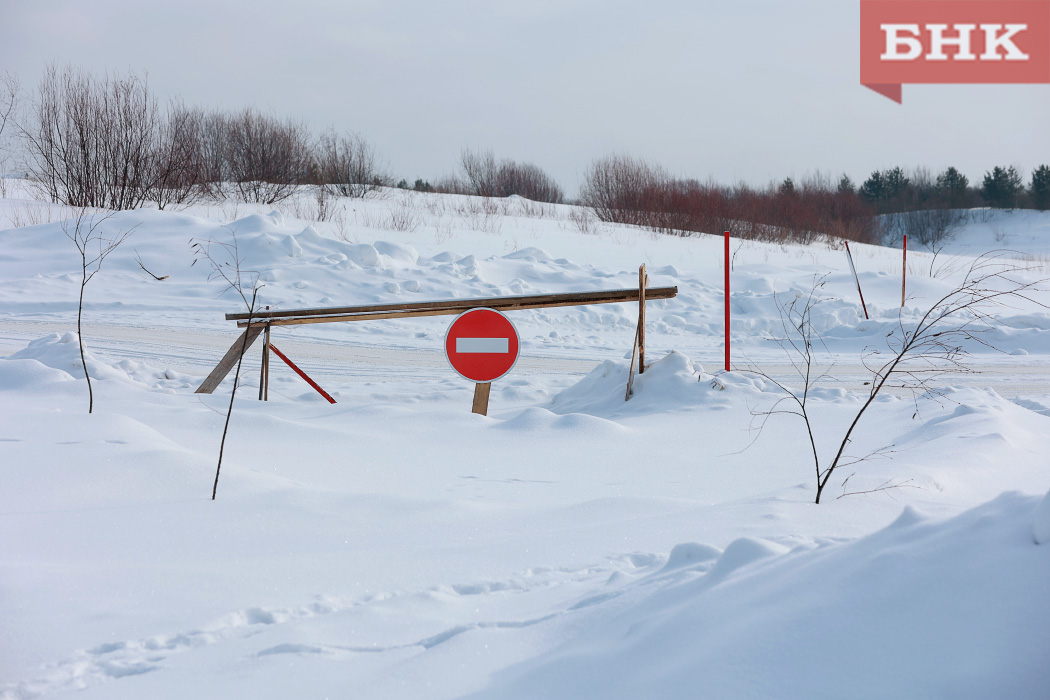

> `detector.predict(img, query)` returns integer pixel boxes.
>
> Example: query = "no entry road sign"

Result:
[444,307,520,383]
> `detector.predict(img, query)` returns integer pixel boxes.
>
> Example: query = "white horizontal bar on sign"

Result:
[457,337,509,354]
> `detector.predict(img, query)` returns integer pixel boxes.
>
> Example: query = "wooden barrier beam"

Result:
[226,287,677,322]
[236,287,678,328]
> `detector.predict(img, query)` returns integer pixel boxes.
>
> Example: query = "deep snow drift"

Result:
[1,183,1049,699]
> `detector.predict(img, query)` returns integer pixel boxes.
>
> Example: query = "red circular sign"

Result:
[444,308,520,383]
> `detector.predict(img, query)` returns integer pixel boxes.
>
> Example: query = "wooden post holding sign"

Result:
[445,308,520,416]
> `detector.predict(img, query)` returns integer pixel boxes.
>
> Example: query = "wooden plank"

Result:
[638,264,647,374]
[625,322,641,401]
[195,325,264,394]
[472,382,492,416]
[237,287,678,328]
[226,287,678,321]
[260,323,271,401]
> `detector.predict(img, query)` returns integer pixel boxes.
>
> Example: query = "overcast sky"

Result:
[2,0,1047,195]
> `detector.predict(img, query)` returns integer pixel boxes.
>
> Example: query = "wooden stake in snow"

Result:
[844,241,869,320]
[638,264,648,374]
[625,264,649,400]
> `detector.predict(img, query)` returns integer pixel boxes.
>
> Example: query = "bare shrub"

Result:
[0,71,17,144]
[747,256,1047,503]
[387,195,421,232]
[64,208,136,413]
[191,231,261,500]
[23,65,163,210]
[149,100,207,210]
[452,148,563,203]
[579,154,668,227]
[0,71,19,196]
[568,206,598,234]
[580,155,879,244]
[225,107,311,204]
[316,129,387,198]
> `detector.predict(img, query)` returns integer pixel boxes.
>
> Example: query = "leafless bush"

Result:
[580,155,879,244]
[878,208,970,248]
[225,107,312,204]
[64,208,136,413]
[149,100,207,209]
[747,256,1047,503]
[22,65,163,210]
[0,71,19,196]
[568,206,598,234]
[579,154,668,227]
[316,129,387,198]
[8,202,60,228]
[191,231,261,500]
[0,71,17,144]
[451,148,563,203]
[387,195,421,232]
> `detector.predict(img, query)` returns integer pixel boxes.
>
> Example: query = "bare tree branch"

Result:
[742,255,1047,503]
[63,208,135,413]
[191,230,262,500]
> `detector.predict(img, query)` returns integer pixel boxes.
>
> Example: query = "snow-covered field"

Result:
[2,181,1049,699]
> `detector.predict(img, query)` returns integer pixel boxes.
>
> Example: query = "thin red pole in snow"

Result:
[268,343,337,404]
[844,241,869,320]
[724,230,730,372]
[901,234,907,307]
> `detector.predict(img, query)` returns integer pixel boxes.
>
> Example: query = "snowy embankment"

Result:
[1,183,1049,699]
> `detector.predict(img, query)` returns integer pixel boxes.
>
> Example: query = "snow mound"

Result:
[7,333,129,382]
[474,492,1050,700]
[548,351,757,418]
[3,334,192,392]
[1035,488,1050,544]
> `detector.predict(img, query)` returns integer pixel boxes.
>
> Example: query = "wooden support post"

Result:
[261,322,271,401]
[625,322,640,401]
[638,264,647,374]
[472,382,491,416]
[195,325,264,394]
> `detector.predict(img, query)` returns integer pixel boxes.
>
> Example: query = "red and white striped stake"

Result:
[901,234,907,307]
[268,343,336,404]
[724,230,731,372]
[844,241,869,320]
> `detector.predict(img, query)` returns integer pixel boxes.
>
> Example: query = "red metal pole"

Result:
[901,234,907,307]
[268,343,337,404]
[724,230,730,372]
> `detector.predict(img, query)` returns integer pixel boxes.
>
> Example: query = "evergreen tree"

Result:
[935,166,969,208]
[859,171,884,202]
[882,167,909,200]
[981,166,1023,209]
[837,174,855,194]
[1029,165,1050,211]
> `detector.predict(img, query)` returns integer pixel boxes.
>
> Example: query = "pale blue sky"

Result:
[2,0,1047,194]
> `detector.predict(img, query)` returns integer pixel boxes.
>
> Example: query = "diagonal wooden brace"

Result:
[195,325,264,394]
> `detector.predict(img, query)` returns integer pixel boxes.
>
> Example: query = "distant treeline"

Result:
[2,66,1048,247]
